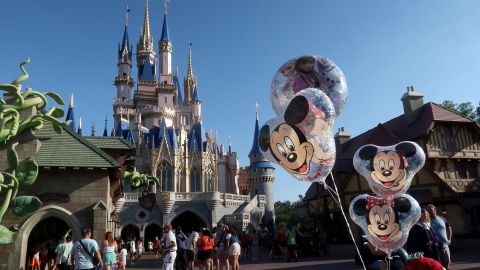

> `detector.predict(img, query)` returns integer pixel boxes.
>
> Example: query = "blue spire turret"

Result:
[65,94,76,131]
[174,69,183,105]
[115,118,123,137]
[120,25,130,54]
[248,108,271,166]
[138,58,155,81]
[160,14,170,41]
[192,86,200,102]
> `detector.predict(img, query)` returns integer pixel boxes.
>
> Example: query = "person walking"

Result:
[175,226,188,270]
[161,224,177,270]
[217,226,230,270]
[285,224,298,262]
[185,229,200,270]
[119,244,128,270]
[137,238,144,260]
[407,208,440,261]
[426,204,453,270]
[227,230,241,270]
[71,227,103,270]
[154,236,161,258]
[55,235,73,270]
[197,228,215,270]
[102,231,118,270]
[128,237,137,265]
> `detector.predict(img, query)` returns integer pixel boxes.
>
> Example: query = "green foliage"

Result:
[0,59,69,244]
[274,194,313,231]
[441,100,480,123]
[124,168,160,190]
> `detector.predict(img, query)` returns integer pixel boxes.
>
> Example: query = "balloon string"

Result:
[324,184,340,205]
[327,172,367,270]
[385,255,391,270]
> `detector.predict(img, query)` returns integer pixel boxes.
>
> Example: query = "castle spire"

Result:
[120,6,131,53]
[65,93,76,131]
[187,42,194,78]
[183,42,197,103]
[160,0,170,41]
[138,0,153,52]
[249,105,268,163]
[91,122,95,136]
[103,116,108,137]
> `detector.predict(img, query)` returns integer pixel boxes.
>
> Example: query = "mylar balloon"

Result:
[349,194,421,255]
[353,141,426,199]
[259,88,336,183]
[271,55,348,117]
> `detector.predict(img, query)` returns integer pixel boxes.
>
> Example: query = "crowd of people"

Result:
[27,203,453,270]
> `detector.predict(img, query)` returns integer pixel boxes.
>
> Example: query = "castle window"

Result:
[176,167,184,192]
[190,167,201,192]
[157,160,173,192]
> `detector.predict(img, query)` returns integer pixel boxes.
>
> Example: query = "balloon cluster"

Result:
[349,142,425,255]
[259,55,348,183]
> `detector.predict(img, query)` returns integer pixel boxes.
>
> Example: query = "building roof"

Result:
[84,136,135,150]
[192,86,200,102]
[138,58,155,81]
[33,123,121,168]
[336,102,478,169]
[174,74,183,105]
[120,25,130,53]
[305,101,480,201]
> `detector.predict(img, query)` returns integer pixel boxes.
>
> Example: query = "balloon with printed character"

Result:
[259,88,336,183]
[271,55,348,117]
[349,194,421,255]
[353,141,426,199]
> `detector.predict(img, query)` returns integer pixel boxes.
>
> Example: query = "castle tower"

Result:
[158,2,172,84]
[247,108,275,231]
[137,0,156,82]
[183,43,197,104]
[114,7,134,99]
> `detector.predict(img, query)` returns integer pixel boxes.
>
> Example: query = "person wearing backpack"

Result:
[55,235,73,270]
[71,227,103,270]
[197,228,214,270]
[285,224,298,263]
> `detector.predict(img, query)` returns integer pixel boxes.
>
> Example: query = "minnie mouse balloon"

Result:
[349,194,421,255]
[259,88,336,183]
[271,55,348,117]
[353,142,426,199]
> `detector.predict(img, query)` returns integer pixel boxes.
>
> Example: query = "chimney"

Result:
[401,86,424,114]
[335,127,351,155]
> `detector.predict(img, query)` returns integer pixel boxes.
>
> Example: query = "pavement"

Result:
[124,250,480,270]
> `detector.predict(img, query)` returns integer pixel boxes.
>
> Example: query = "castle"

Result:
[103,0,276,238]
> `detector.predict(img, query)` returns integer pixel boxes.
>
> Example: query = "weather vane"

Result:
[164,0,170,15]
[256,101,260,119]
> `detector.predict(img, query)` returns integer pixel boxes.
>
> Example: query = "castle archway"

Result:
[171,210,208,234]
[144,223,162,244]
[16,205,81,270]
[121,224,140,242]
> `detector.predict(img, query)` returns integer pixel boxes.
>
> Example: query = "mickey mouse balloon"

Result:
[353,141,426,199]
[349,194,421,255]
[259,88,336,183]
[271,55,348,117]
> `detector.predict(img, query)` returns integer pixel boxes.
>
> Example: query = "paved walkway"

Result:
[125,251,480,270]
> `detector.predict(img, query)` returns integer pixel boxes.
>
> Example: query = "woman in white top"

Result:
[102,231,118,270]
[119,244,128,270]
[137,239,144,259]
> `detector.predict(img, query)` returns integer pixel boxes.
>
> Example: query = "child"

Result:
[119,244,128,270]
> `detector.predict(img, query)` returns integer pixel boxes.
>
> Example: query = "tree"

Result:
[441,100,480,123]
[274,194,313,231]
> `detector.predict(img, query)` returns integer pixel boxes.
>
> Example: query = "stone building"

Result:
[304,87,480,242]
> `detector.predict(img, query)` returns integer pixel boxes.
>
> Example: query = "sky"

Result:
[1,0,480,202]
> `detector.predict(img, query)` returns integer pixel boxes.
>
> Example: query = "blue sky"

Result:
[1,0,479,202]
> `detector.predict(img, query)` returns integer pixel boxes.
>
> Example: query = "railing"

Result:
[175,192,206,201]
[124,192,141,203]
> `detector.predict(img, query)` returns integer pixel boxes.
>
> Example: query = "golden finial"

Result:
[256,102,260,120]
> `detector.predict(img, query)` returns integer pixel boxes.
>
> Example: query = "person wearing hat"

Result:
[71,227,103,270]
[55,235,73,270]
[162,224,177,270]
